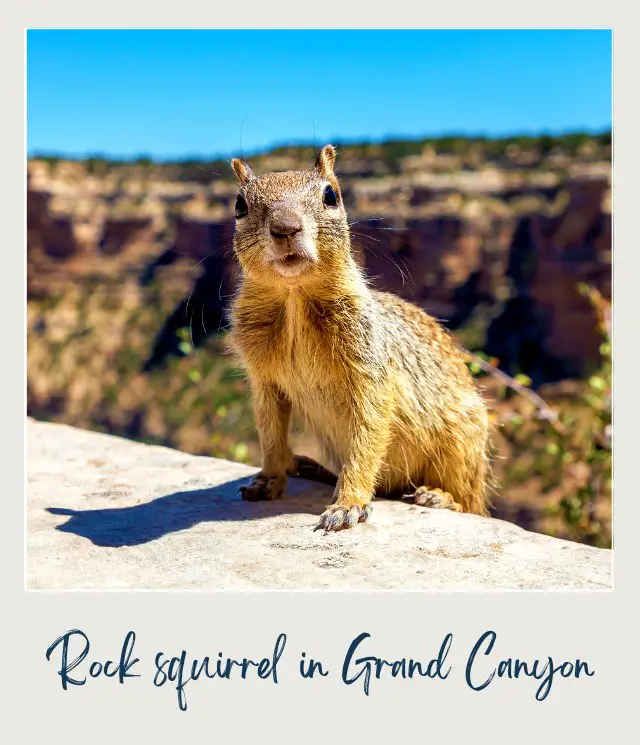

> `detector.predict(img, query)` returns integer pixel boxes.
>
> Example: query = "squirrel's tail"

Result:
[288,454,339,487]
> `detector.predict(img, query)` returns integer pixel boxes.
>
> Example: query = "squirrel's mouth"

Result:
[269,251,311,278]
[281,252,302,265]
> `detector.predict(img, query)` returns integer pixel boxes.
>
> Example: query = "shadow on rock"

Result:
[46,476,330,548]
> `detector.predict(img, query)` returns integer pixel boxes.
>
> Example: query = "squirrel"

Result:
[228,145,493,532]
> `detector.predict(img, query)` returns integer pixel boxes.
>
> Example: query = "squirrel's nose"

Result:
[269,211,303,239]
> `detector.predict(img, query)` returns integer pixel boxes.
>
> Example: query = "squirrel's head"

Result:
[230,145,350,285]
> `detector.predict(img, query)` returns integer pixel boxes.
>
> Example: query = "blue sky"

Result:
[27,29,612,160]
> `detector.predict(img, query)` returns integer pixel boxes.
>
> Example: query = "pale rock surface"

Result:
[27,419,612,590]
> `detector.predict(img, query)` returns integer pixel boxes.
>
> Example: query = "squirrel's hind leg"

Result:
[402,486,463,513]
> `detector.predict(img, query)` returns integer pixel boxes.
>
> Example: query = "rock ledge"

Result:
[27,419,612,590]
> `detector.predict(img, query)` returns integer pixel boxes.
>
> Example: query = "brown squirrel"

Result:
[228,145,492,532]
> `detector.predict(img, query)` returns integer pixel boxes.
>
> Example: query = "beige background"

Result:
[6,8,637,743]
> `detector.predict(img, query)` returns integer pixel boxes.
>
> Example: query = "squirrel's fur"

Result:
[228,145,492,531]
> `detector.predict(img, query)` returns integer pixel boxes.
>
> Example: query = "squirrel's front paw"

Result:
[239,473,286,502]
[313,503,373,533]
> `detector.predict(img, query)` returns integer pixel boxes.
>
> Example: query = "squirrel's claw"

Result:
[313,503,372,533]
[401,486,463,512]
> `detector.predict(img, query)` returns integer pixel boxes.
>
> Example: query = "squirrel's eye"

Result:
[235,194,248,219]
[323,185,338,208]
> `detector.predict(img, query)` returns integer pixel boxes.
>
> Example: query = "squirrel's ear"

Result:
[315,144,337,178]
[231,158,254,185]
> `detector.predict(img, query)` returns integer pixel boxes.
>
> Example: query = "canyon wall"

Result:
[27,151,611,382]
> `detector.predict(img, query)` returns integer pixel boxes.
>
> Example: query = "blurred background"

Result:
[27,29,612,547]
